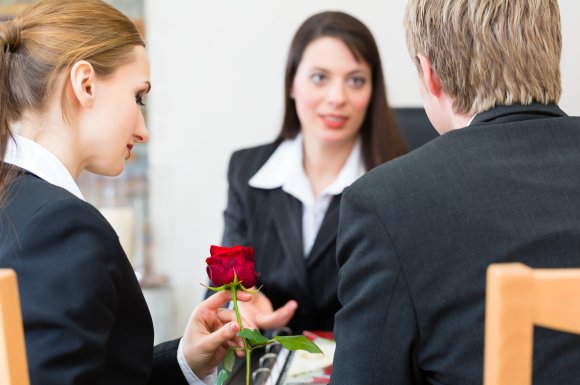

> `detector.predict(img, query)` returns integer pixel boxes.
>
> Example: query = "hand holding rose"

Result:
[181,290,254,379]
[205,245,321,385]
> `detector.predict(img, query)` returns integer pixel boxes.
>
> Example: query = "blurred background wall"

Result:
[143,0,580,338]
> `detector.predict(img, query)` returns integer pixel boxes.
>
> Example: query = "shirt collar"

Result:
[466,113,478,126]
[4,134,85,200]
[249,133,365,205]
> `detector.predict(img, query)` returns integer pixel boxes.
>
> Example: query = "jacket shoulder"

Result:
[1,173,111,239]
[227,142,280,184]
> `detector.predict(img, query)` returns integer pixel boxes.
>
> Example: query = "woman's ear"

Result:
[69,60,96,107]
[416,53,442,98]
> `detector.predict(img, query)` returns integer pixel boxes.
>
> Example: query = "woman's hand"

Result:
[238,289,298,330]
[180,290,254,379]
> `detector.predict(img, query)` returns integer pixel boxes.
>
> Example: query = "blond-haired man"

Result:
[331,1,580,384]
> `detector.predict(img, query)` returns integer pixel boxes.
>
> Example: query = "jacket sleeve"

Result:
[331,183,423,385]
[148,339,188,385]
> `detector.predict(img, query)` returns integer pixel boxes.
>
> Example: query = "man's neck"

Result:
[437,95,476,133]
[449,112,477,130]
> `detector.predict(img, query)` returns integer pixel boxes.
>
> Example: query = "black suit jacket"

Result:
[332,104,580,385]
[0,171,187,385]
[222,142,341,332]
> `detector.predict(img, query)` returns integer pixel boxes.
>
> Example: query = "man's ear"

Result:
[416,53,442,98]
[69,60,96,108]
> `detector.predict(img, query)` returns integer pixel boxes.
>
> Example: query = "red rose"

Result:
[206,245,259,288]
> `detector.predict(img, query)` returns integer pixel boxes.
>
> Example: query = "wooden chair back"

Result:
[0,269,29,385]
[484,263,580,385]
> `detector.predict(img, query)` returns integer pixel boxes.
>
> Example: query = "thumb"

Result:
[201,321,240,351]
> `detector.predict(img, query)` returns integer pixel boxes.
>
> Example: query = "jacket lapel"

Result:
[270,189,310,294]
[306,195,341,268]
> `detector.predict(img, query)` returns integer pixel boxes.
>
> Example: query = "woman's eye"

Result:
[136,94,146,107]
[310,73,326,84]
[348,76,367,88]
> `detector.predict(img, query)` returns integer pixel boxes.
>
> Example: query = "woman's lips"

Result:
[126,144,134,159]
[320,114,348,129]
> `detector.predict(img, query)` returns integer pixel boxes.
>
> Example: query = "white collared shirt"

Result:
[4,134,85,200]
[4,134,210,385]
[250,134,366,256]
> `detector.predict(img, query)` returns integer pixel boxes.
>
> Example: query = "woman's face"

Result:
[82,45,150,176]
[292,37,372,148]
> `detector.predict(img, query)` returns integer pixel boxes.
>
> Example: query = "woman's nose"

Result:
[326,81,346,106]
[134,114,149,143]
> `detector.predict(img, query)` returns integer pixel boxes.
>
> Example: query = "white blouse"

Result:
[4,134,85,200]
[250,133,366,256]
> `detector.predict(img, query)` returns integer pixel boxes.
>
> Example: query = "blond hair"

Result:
[0,0,144,203]
[404,0,562,115]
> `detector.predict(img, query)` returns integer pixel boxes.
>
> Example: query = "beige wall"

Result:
[144,0,580,338]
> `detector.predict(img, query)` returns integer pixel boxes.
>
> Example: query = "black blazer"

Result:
[222,142,341,332]
[332,104,580,385]
[0,171,187,385]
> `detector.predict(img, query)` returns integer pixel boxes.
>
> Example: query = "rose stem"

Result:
[231,284,251,385]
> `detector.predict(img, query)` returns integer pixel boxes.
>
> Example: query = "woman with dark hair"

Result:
[221,11,407,333]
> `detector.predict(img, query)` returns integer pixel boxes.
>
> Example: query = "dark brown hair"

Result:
[277,11,407,170]
[0,0,144,204]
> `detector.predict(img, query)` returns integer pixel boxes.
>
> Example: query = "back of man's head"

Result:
[404,0,562,115]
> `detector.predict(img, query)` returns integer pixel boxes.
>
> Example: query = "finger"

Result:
[202,290,254,313]
[196,320,241,355]
[257,300,298,330]
[217,309,257,330]
[240,314,257,330]
[227,335,245,350]
[236,291,253,302]
[201,290,233,312]
[216,308,237,324]
[203,290,250,311]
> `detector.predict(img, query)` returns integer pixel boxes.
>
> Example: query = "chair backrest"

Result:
[483,263,580,385]
[393,107,438,150]
[0,269,29,385]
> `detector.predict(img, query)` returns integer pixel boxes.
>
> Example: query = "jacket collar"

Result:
[470,103,566,126]
[249,133,365,207]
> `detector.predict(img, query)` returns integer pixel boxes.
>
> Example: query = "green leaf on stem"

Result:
[237,328,270,345]
[216,368,230,385]
[224,348,235,372]
[273,335,323,354]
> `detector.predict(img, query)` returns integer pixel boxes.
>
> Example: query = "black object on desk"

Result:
[225,344,288,385]
[226,329,292,385]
